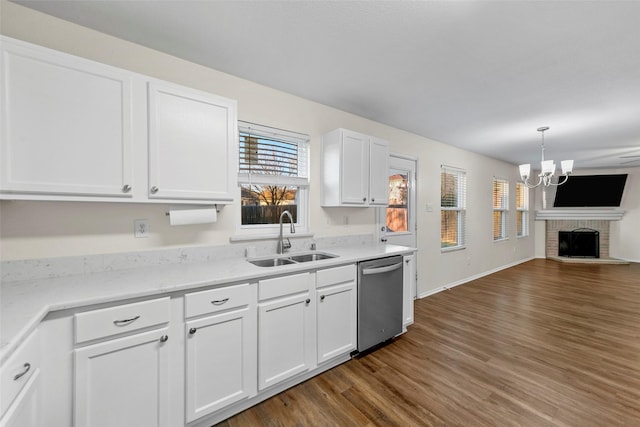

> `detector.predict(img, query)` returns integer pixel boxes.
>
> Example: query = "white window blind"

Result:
[237,121,309,231]
[516,182,529,237]
[493,177,509,241]
[441,165,467,251]
[238,121,309,186]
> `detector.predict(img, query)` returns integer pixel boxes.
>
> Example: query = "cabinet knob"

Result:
[362,197,367,202]
[13,363,31,381]
[150,186,159,194]
[159,335,169,342]
[122,184,131,193]
[189,328,197,335]
[305,298,311,305]
[320,295,325,302]
[371,198,375,202]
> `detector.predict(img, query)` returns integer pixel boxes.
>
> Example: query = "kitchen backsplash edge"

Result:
[1,234,375,282]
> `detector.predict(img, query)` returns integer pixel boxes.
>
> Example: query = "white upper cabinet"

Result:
[0,37,134,198]
[0,36,237,205]
[321,128,389,207]
[148,81,236,202]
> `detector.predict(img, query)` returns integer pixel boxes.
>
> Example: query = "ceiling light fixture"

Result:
[519,126,574,188]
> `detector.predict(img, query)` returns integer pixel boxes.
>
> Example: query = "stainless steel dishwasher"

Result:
[357,255,404,352]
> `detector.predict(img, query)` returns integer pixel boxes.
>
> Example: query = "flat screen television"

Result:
[553,174,627,207]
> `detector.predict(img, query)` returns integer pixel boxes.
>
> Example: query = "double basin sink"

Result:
[248,252,337,267]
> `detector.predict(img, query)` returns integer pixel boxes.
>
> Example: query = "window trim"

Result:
[236,121,310,236]
[516,182,530,238]
[441,165,467,252]
[493,177,509,242]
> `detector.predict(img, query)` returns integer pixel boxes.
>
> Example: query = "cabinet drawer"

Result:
[75,297,170,344]
[0,329,40,417]
[184,283,251,318]
[316,264,356,288]
[258,273,311,301]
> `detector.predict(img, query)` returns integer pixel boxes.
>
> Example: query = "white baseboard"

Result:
[417,257,535,299]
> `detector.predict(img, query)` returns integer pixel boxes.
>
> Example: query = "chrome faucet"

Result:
[277,210,295,254]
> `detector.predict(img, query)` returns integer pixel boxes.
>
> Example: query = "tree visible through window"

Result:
[441,166,466,250]
[238,122,309,230]
[386,171,408,232]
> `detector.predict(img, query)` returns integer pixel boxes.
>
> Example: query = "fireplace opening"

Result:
[558,228,600,258]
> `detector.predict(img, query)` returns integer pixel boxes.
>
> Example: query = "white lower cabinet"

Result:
[403,254,416,328]
[258,273,316,390]
[184,284,257,422]
[0,329,42,427]
[73,298,172,427]
[9,259,407,426]
[316,265,357,364]
[74,328,171,427]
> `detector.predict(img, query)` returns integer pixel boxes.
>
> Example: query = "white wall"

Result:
[533,167,640,261]
[0,0,537,295]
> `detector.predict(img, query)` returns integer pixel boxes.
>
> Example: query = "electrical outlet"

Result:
[134,219,149,238]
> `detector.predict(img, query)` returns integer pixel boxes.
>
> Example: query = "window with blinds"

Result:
[516,182,529,237]
[441,166,467,251]
[493,177,509,241]
[237,121,309,229]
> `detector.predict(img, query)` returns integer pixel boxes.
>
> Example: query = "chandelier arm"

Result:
[548,174,570,187]
[523,175,543,188]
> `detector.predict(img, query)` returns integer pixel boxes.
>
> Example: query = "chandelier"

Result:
[519,126,574,188]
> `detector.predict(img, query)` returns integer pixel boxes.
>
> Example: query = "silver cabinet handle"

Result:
[159,335,169,342]
[211,298,229,306]
[189,328,197,335]
[320,295,325,302]
[122,184,131,193]
[113,315,140,326]
[150,186,159,194]
[13,363,31,381]
[362,262,403,275]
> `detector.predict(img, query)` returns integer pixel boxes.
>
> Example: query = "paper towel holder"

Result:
[165,204,220,216]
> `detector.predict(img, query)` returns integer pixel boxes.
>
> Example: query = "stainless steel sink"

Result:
[248,257,296,267]
[248,252,338,267]
[288,253,337,262]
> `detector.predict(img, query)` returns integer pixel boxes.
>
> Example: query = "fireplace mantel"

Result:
[535,209,625,221]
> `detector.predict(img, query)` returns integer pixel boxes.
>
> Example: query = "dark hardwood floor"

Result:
[218,259,640,426]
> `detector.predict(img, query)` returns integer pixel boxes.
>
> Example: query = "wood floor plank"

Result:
[217,260,640,426]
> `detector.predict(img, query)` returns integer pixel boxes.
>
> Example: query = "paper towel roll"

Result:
[168,207,217,226]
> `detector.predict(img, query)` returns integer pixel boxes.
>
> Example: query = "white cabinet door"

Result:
[316,281,357,364]
[340,130,369,205]
[148,81,237,201]
[369,137,390,206]
[185,307,256,422]
[403,254,416,328]
[0,369,41,427]
[258,292,315,390]
[0,37,133,197]
[74,328,170,427]
[321,128,389,207]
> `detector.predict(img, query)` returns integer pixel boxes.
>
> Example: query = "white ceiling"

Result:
[14,0,640,169]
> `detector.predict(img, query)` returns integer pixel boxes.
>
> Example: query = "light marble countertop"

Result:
[1,243,414,363]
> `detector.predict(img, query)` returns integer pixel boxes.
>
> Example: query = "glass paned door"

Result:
[386,170,409,233]
[377,155,416,249]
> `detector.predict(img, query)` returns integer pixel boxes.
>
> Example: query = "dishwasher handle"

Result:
[361,262,403,275]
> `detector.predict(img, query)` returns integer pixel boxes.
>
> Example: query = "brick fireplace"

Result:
[545,220,609,258]
[536,209,627,264]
